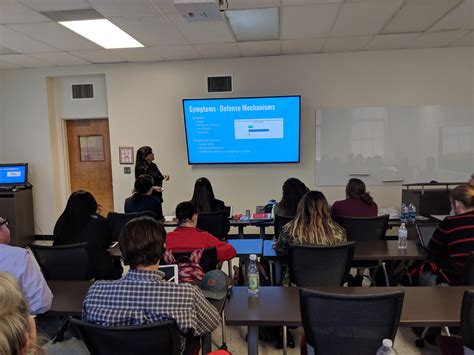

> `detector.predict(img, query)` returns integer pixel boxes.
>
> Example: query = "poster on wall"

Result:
[119,146,134,165]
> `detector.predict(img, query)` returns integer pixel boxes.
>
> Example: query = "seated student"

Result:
[0,272,39,355]
[53,191,122,280]
[124,174,164,221]
[82,217,221,353]
[423,184,474,285]
[190,177,230,237]
[330,178,378,221]
[276,191,347,257]
[166,202,236,263]
[273,178,309,218]
[0,217,52,315]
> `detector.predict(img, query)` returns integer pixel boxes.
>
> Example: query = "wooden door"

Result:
[66,119,114,216]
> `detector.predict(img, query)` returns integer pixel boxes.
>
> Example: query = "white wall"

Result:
[0,47,472,234]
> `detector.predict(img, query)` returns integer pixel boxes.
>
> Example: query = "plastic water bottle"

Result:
[408,202,416,224]
[400,203,408,223]
[376,339,398,355]
[398,223,408,250]
[248,254,259,296]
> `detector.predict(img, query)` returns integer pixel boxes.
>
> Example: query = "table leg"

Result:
[259,226,265,239]
[202,332,212,354]
[269,260,274,286]
[227,259,233,279]
[238,226,244,239]
[248,325,259,355]
[283,325,288,355]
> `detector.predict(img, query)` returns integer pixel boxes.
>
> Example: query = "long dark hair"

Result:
[279,178,309,216]
[346,178,373,205]
[191,177,215,213]
[54,191,97,237]
[136,146,153,168]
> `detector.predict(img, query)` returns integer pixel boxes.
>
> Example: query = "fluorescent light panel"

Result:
[59,19,144,49]
[226,8,279,42]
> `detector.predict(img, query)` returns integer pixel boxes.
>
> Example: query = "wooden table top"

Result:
[225,286,471,327]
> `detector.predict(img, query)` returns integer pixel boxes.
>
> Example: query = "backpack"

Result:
[163,249,205,286]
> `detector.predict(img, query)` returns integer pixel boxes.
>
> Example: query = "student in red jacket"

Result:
[166,202,236,263]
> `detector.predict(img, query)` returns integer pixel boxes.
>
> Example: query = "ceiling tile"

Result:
[227,0,281,9]
[237,40,281,56]
[109,16,187,46]
[0,60,20,69]
[9,22,101,51]
[0,0,50,24]
[449,30,474,46]
[0,25,58,53]
[226,7,279,42]
[331,1,403,36]
[281,4,341,39]
[429,0,474,31]
[152,0,179,14]
[0,54,51,67]
[194,43,241,58]
[69,49,127,63]
[367,33,421,50]
[323,35,372,52]
[410,30,468,47]
[88,0,161,17]
[282,0,342,5]
[154,45,202,60]
[382,0,461,33]
[18,0,91,12]
[112,46,163,62]
[167,13,236,44]
[31,52,91,66]
[282,38,325,54]
[0,45,18,55]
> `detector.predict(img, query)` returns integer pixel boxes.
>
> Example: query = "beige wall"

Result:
[0,47,472,234]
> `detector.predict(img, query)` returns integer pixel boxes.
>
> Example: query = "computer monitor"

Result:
[0,163,28,186]
[416,223,438,248]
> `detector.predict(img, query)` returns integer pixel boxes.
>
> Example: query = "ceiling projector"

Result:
[173,0,223,22]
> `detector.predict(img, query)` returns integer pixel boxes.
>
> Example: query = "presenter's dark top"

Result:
[124,194,164,221]
[135,161,164,201]
[330,198,378,221]
[428,212,474,285]
[53,215,122,280]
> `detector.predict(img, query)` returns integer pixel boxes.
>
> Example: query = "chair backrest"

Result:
[288,242,356,287]
[465,252,474,286]
[161,247,218,273]
[300,288,404,355]
[69,318,181,355]
[107,211,157,241]
[274,215,294,239]
[338,215,389,241]
[197,210,228,239]
[29,242,91,281]
[462,290,474,350]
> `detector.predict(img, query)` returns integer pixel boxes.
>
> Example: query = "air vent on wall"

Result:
[207,75,232,93]
[71,83,94,99]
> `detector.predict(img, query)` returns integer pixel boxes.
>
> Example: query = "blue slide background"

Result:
[183,96,300,164]
[0,165,26,184]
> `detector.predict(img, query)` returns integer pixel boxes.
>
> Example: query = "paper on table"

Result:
[164,215,176,222]
[431,215,449,221]
[379,207,400,219]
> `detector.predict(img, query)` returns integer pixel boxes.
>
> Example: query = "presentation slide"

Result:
[183,96,300,164]
[0,165,27,185]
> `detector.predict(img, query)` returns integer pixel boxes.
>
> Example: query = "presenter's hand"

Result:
[153,186,163,193]
[96,204,103,215]
[164,174,170,181]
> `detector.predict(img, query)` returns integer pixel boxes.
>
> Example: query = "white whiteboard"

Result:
[315,105,474,186]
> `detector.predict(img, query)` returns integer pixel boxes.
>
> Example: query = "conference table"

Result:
[46,281,226,353]
[225,286,471,355]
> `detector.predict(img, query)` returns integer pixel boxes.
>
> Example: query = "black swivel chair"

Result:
[300,288,404,355]
[107,211,157,241]
[462,290,474,351]
[197,210,229,240]
[69,318,181,355]
[161,246,218,273]
[288,242,356,287]
[338,215,390,286]
[274,215,294,239]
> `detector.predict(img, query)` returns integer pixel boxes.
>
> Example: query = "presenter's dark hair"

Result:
[176,201,198,225]
[279,178,309,216]
[136,146,153,168]
[119,216,166,269]
[54,191,97,239]
[134,174,153,195]
[191,177,215,213]
[346,178,374,206]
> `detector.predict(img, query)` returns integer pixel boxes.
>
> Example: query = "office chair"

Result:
[107,211,157,241]
[161,246,218,273]
[300,288,404,355]
[69,318,181,355]
[338,215,390,286]
[197,210,230,240]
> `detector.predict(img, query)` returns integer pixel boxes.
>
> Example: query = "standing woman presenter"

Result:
[135,146,169,202]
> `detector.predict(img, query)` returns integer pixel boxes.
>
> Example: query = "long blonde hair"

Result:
[285,191,346,245]
[0,272,31,355]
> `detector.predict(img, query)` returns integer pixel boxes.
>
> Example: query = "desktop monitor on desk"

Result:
[0,163,28,187]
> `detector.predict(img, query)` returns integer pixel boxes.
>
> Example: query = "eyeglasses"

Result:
[0,219,8,227]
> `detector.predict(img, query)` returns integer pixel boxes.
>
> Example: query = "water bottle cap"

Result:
[250,254,257,261]
[383,339,393,348]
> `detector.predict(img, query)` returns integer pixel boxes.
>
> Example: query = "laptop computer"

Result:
[416,223,438,248]
[159,264,179,284]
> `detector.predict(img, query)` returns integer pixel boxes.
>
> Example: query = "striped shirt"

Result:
[82,269,221,337]
[428,212,474,285]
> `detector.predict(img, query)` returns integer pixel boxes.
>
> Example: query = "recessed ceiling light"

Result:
[226,8,279,42]
[59,19,144,49]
